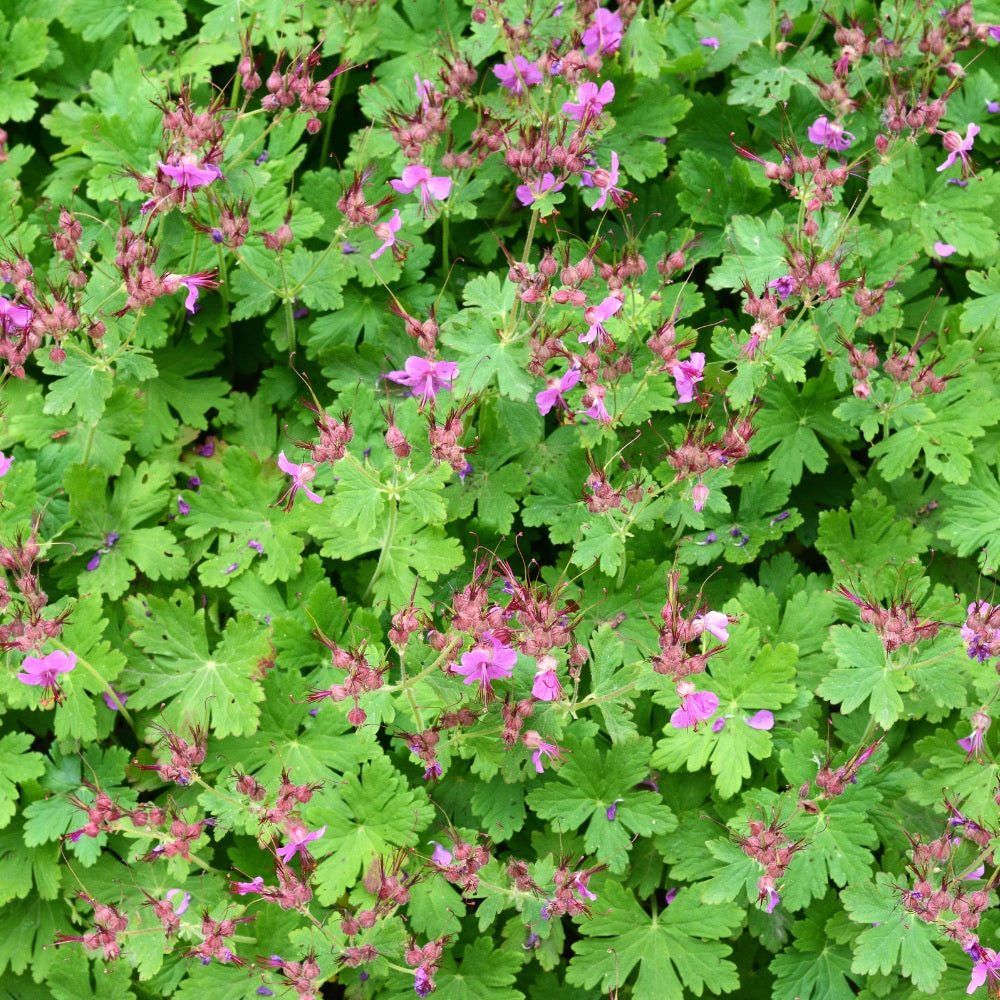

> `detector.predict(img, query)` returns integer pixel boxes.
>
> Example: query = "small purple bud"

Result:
[195,441,215,457]
[309,707,320,716]
[210,229,224,243]
[769,511,790,525]
[103,687,128,711]
[360,972,369,982]
[459,460,473,483]
[664,886,678,905]
[223,562,239,574]
[177,495,191,515]
[256,151,269,165]
[606,798,623,821]
[342,241,360,254]
[105,532,120,547]
[697,531,718,545]
[293,307,310,319]
[363,447,372,459]
[187,476,201,489]
[257,989,275,997]
[248,539,263,552]
[735,533,749,547]
[636,777,659,792]
[86,553,101,572]
[524,932,541,949]
[712,716,727,732]
[729,527,742,537]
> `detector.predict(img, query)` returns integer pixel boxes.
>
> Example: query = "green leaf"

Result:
[64,0,185,44]
[961,266,1000,336]
[938,458,1000,562]
[842,875,946,993]
[124,590,270,737]
[708,210,788,291]
[309,753,433,904]
[727,45,816,113]
[755,374,855,485]
[525,740,677,873]
[816,489,930,592]
[0,733,46,829]
[433,937,525,1000]
[586,625,641,744]
[567,881,742,999]
[40,351,115,424]
[816,626,907,728]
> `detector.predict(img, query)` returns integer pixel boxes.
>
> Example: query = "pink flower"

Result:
[233,876,267,896]
[516,172,564,207]
[493,56,543,94]
[18,649,76,703]
[581,7,623,56]
[531,657,563,701]
[162,270,220,313]
[530,741,563,773]
[455,631,517,697]
[429,841,453,865]
[165,888,191,914]
[692,481,709,512]
[806,116,854,151]
[0,452,12,477]
[700,37,721,48]
[670,684,719,730]
[276,821,326,863]
[693,610,730,642]
[158,158,222,203]
[536,368,580,415]
[744,710,774,730]
[390,164,451,216]
[102,687,129,711]
[668,352,705,403]
[276,451,323,509]
[937,123,979,174]
[987,100,1000,114]
[969,946,1000,995]
[0,296,31,333]
[583,151,627,210]
[934,241,957,258]
[580,295,622,344]
[561,81,615,124]
[370,209,402,260]
[581,382,612,424]
[385,356,459,408]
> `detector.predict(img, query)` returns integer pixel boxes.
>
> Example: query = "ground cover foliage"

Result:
[1,0,1000,996]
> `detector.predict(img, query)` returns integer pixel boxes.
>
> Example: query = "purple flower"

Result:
[767,275,796,300]
[0,451,12,477]
[195,441,215,457]
[516,172,564,207]
[371,209,402,260]
[693,610,730,642]
[581,7,623,56]
[493,56,543,94]
[583,151,626,210]
[700,36,721,48]
[390,165,451,216]
[455,631,516,697]
[86,553,101,572]
[986,100,1000,114]
[561,80,615,124]
[764,887,780,914]
[536,367,580,415]
[102,687,129,711]
[158,159,223,201]
[276,451,323,508]
[668,352,705,403]
[580,295,622,344]
[712,717,728,732]
[18,649,76,701]
[275,821,326,863]
[232,875,267,896]
[164,888,191,915]
[606,798,623,820]
[744,710,774,730]
[581,383,613,424]
[934,241,957,258]
[429,841,453,865]
[414,968,433,998]
[807,116,854,151]
[177,495,191,515]
[162,270,220,313]
[969,945,1000,995]
[531,660,563,701]
[386,356,459,408]
[531,741,563,773]
[247,539,263,553]
[571,870,598,901]
[937,123,979,174]
[0,296,31,333]
[670,686,719,730]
